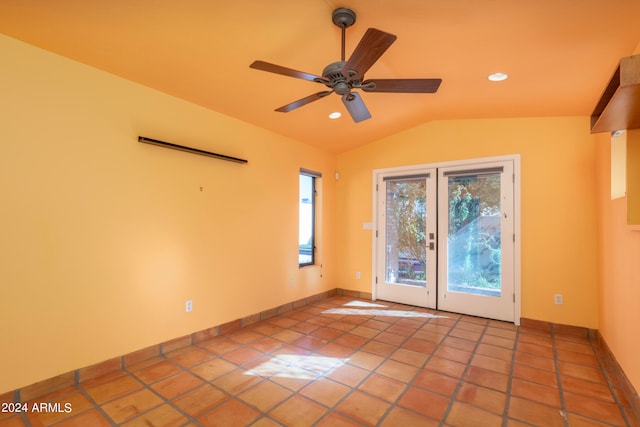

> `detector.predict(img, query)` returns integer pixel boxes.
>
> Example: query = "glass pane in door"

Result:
[447,172,501,296]
[385,178,427,287]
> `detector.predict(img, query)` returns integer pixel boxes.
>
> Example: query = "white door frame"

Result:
[371,154,522,325]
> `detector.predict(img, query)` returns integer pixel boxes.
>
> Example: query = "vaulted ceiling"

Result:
[1,1,639,152]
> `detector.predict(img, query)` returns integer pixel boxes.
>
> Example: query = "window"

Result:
[299,169,320,266]
[611,130,626,200]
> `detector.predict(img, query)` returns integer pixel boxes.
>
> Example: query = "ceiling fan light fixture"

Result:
[249,7,441,123]
[488,72,509,82]
[329,111,342,119]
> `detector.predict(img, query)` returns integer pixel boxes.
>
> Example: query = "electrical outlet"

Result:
[289,278,294,288]
[185,300,193,312]
[554,294,563,305]
[356,271,361,279]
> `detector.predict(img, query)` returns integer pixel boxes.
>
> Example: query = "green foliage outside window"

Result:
[388,181,427,282]
[448,175,501,289]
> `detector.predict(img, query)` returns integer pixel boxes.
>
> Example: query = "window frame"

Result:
[299,168,321,267]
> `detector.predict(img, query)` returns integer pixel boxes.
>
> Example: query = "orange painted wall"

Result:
[335,117,599,328]
[3,30,638,399]
[595,129,640,395]
[0,35,336,393]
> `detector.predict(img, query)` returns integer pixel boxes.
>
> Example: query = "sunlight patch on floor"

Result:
[341,300,389,308]
[322,307,448,318]
[244,355,346,379]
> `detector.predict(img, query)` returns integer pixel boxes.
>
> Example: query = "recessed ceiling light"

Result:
[328,111,342,119]
[488,72,509,82]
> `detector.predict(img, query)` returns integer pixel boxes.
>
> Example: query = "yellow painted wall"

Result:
[595,129,640,395]
[0,35,336,393]
[335,117,599,328]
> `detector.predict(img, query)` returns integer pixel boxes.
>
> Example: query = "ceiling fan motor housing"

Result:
[322,61,346,81]
[322,61,361,95]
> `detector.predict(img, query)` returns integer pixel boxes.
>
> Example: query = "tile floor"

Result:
[1,296,638,426]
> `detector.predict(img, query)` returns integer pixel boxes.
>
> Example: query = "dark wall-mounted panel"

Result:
[138,136,248,164]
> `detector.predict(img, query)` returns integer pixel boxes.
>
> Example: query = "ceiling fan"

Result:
[250,7,442,123]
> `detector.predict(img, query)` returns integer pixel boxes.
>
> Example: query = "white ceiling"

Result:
[1,0,639,152]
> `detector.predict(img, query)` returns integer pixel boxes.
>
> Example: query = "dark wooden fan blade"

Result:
[362,78,442,93]
[250,60,329,83]
[342,28,397,80]
[342,92,371,123]
[275,91,333,112]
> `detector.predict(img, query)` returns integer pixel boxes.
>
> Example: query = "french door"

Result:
[374,157,517,322]
[375,169,437,308]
